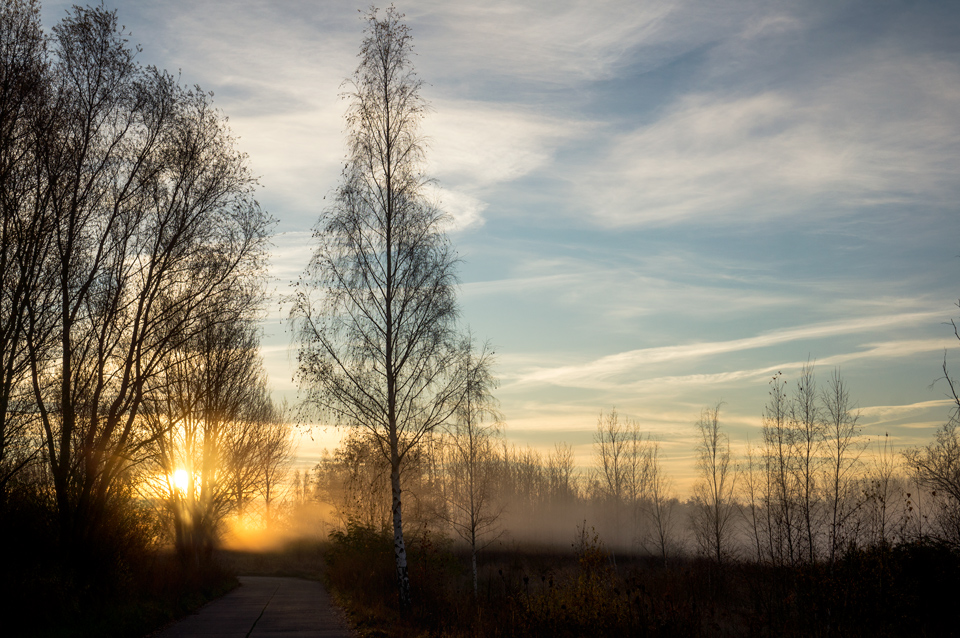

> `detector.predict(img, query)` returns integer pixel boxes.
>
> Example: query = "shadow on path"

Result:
[153,576,353,637]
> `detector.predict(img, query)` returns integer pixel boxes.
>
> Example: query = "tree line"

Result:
[306,359,960,571]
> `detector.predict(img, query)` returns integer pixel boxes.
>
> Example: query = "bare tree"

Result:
[593,408,646,544]
[904,423,960,547]
[863,433,902,547]
[594,409,628,518]
[821,368,862,563]
[547,442,579,505]
[792,361,822,563]
[143,317,277,565]
[741,440,767,562]
[315,431,392,530]
[762,371,797,564]
[643,440,675,564]
[292,7,464,608]
[692,403,737,563]
[22,5,271,560]
[256,416,295,530]
[441,338,502,597]
[494,443,551,540]
[0,0,50,501]
[904,340,960,546]
[924,315,960,542]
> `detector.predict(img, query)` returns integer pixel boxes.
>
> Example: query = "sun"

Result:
[172,469,189,491]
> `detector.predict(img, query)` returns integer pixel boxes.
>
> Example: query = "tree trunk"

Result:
[472,544,478,598]
[391,459,411,609]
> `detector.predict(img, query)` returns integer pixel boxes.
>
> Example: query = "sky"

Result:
[39,0,960,490]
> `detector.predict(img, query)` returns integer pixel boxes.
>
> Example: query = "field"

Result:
[313,525,960,638]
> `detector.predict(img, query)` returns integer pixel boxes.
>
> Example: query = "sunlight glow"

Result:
[173,469,189,492]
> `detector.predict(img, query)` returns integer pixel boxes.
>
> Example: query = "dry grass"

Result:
[318,524,960,638]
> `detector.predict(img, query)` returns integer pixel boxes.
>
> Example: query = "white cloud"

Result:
[422,185,488,231]
[582,53,960,226]
[424,100,577,185]
[739,14,802,40]
[410,0,793,91]
[496,336,955,414]
[421,100,581,227]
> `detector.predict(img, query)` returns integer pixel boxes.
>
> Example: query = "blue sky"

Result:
[40,0,960,488]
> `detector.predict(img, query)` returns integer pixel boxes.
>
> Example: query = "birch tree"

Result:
[293,7,464,609]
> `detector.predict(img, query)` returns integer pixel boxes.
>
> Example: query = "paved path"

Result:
[154,576,354,637]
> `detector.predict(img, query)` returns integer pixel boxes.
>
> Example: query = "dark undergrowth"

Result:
[0,491,237,638]
[322,523,960,638]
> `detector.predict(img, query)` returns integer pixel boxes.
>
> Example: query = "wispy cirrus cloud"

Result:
[859,399,955,420]
[515,313,948,388]
[412,0,677,86]
[411,0,797,93]
[422,100,582,230]
[580,46,960,226]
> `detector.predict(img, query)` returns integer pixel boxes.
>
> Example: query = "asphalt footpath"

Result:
[153,575,354,637]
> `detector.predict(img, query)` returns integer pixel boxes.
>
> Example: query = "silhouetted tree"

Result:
[905,422,960,547]
[143,316,278,565]
[643,440,676,564]
[0,0,49,501]
[863,433,903,547]
[762,371,797,564]
[22,4,271,562]
[593,408,647,544]
[821,367,862,563]
[251,402,295,530]
[441,337,502,596]
[292,6,464,609]
[792,361,822,563]
[315,430,392,530]
[547,442,579,505]
[742,440,767,562]
[692,403,737,563]
[903,335,960,547]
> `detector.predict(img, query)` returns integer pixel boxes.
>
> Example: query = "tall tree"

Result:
[255,410,295,530]
[547,442,578,505]
[593,408,646,544]
[0,0,49,500]
[762,371,797,564]
[903,315,960,547]
[293,7,464,609]
[643,440,675,565]
[25,4,271,560]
